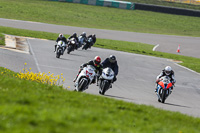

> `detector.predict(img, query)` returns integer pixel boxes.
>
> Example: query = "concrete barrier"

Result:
[50,0,135,10]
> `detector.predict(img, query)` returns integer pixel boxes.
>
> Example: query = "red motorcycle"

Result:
[155,76,173,103]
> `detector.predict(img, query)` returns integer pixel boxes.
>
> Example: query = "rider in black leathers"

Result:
[101,55,119,84]
[87,34,96,48]
[54,33,67,52]
[67,33,79,49]
[78,32,87,48]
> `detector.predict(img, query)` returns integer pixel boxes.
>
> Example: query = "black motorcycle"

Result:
[82,37,93,50]
[67,38,76,54]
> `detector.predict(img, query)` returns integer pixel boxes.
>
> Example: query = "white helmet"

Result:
[82,32,86,36]
[59,33,63,38]
[164,66,172,75]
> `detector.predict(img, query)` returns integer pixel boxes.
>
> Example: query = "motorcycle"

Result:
[56,40,65,58]
[82,37,93,50]
[155,76,173,103]
[78,35,85,49]
[98,67,114,95]
[74,65,96,92]
[67,38,76,54]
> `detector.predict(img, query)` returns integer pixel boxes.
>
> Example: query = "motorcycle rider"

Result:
[87,34,96,48]
[155,66,176,93]
[100,55,119,87]
[73,56,103,84]
[67,32,79,50]
[54,33,67,52]
[78,32,87,47]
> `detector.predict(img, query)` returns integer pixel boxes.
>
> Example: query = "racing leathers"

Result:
[74,60,103,83]
[156,69,176,91]
[55,36,67,52]
[87,35,96,48]
[67,34,79,49]
[101,58,119,83]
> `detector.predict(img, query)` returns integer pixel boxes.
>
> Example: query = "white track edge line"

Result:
[27,39,41,73]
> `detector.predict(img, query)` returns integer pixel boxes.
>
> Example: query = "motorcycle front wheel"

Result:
[67,45,73,54]
[100,80,110,95]
[161,89,166,103]
[78,78,88,92]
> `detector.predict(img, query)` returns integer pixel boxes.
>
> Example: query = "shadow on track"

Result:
[104,94,135,101]
[67,53,85,57]
[58,58,73,61]
[164,102,191,108]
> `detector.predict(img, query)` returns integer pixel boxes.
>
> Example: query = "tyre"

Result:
[100,80,110,95]
[78,78,88,92]
[67,45,73,54]
[161,90,166,103]
[82,44,89,50]
[56,51,60,58]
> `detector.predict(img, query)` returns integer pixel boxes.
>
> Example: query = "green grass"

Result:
[1,26,200,73]
[1,67,200,133]
[0,0,200,37]
[0,33,4,45]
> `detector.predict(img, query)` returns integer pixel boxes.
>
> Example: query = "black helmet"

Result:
[92,34,96,37]
[72,33,77,37]
[109,55,116,63]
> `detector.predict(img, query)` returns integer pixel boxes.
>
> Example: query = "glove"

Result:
[172,82,175,85]
[156,79,160,83]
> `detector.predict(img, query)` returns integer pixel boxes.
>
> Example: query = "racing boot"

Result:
[73,75,78,82]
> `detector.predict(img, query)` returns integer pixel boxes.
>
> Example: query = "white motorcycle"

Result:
[74,65,96,92]
[78,35,85,48]
[56,40,65,58]
[98,67,114,95]
[156,76,174,103]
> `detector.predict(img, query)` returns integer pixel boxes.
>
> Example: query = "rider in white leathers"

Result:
[155,66,176,92]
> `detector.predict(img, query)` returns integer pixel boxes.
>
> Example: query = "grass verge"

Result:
[1,67,200,133]
[0,0,200,37]
[1,26,200,73]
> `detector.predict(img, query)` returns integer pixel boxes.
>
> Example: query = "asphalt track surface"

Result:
[1,38,200,118]
[0,18,200,118]
[0,18,200,58]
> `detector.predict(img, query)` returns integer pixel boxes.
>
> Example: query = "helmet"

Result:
[82,32,86,36]
[109,55,116,63]
[164,66,172,75]
[72,33,77,37]
[94,56,101,66]
[59,33,63,38]
[92,34,96,37]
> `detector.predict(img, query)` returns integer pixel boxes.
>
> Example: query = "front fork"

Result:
[156,85,171,100]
